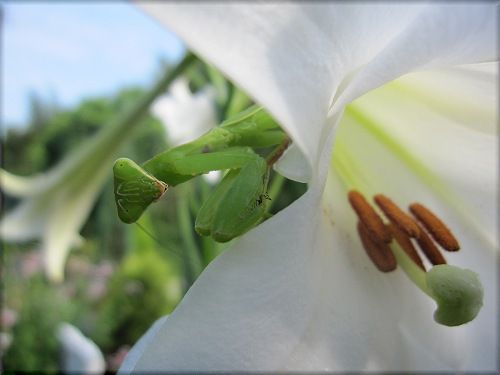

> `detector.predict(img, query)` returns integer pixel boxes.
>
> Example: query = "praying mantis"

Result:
[113,105,290,242]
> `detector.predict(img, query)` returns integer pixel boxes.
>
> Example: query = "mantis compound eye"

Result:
[113,158,168,224]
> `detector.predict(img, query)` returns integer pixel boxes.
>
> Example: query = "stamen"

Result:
[409,203,460,251]
[374,194,421,238]
[348,190,392,243]
[388,223,425,271]
[414,223,447,265]
[357,222,397,272]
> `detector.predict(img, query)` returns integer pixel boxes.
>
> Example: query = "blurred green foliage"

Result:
[93,215,182,351]
[2,274,70,372]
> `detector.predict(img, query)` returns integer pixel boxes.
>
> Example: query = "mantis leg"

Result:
[142,146,263,186]
[167,147,262,176]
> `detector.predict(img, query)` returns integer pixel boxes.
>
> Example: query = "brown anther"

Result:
[409,203,460,251]
[357,222,397,272]
[414,223,447,265]
[388,223,425,271]
[374,194,421,238]
[348,190,392,243]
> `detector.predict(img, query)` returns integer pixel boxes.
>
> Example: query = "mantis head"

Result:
[113,158,168,224]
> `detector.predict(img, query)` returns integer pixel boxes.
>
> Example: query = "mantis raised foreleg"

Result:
[113,105,289,242]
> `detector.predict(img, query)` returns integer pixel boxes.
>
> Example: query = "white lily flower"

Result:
[152,77,217,146]
[57,323,106,374]
[0,56,194,282]
[123,3,498,372]
[0,133,124,282]
[151,77,221,183]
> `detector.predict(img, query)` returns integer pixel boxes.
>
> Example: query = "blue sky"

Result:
[2,2,185,128]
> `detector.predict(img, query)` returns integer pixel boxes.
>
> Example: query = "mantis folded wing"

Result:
[196,157,269,242]
[113,105,288,242]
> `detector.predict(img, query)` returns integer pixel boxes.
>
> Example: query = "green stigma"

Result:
[390,240,484,327]
[426,264,484,327]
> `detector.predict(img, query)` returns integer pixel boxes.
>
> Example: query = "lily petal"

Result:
[119,316,168,373]
[43,156,115,282]
[0,170,46,198]
[1,147,120,282]
[340,63,498,249]
[58,323,106,374]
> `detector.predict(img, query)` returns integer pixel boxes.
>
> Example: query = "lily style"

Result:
[0,56,195,282]
[121,3,498,372]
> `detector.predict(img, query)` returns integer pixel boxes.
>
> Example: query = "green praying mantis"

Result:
[113,105,290,242]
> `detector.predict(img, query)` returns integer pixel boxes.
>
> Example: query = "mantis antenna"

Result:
[134,221,184,259]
